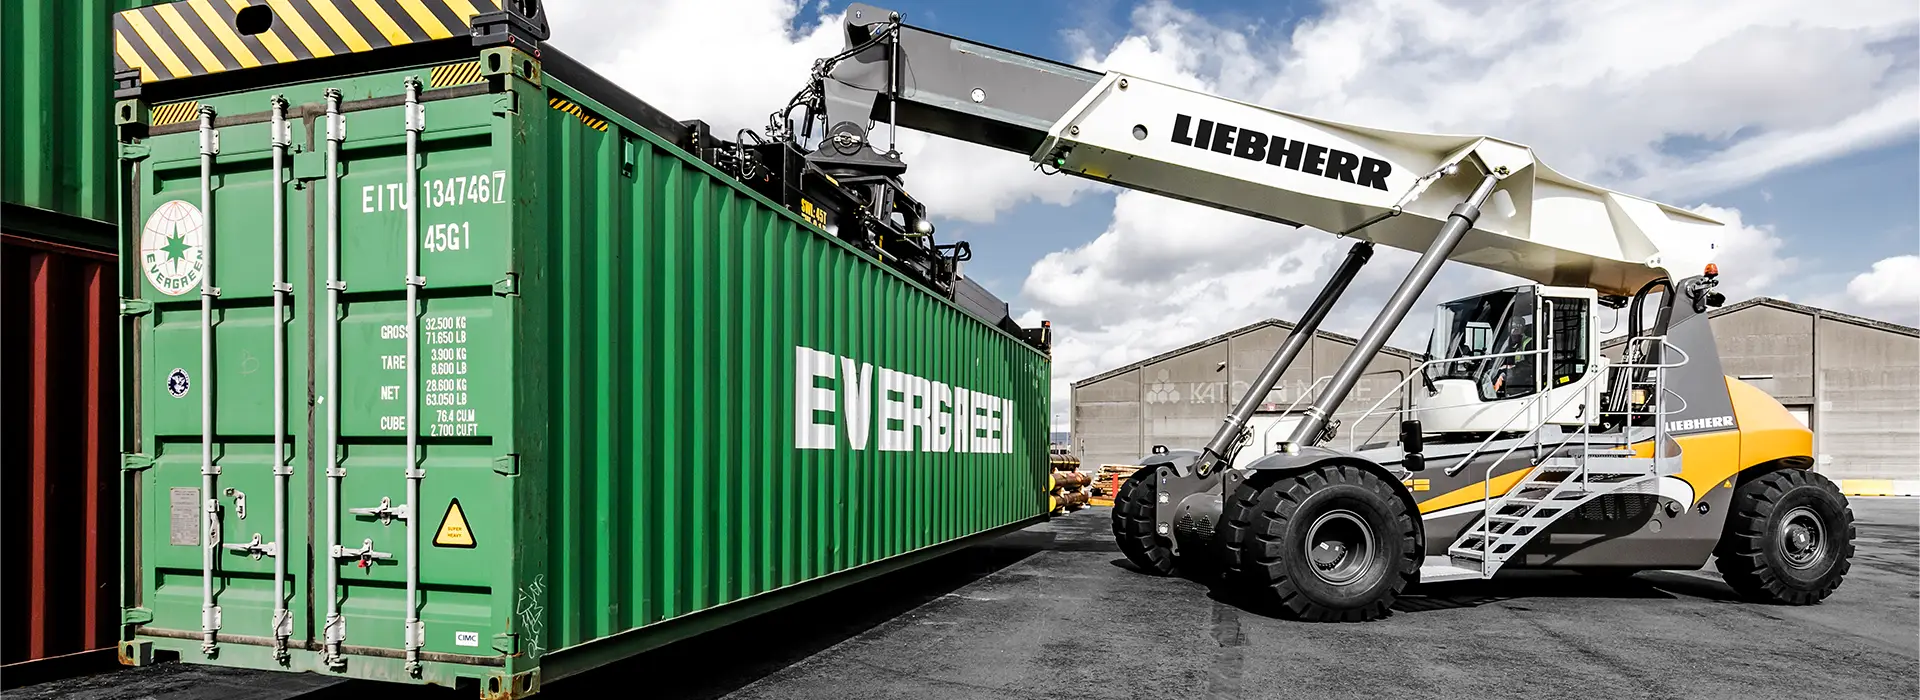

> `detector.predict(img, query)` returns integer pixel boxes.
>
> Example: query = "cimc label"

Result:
[793,345,1016,453]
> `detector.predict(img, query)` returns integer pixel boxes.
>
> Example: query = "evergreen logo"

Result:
[141,199,206,296]
[793,345,1016,453]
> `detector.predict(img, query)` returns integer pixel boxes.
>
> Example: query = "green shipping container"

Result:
[113,2,1051,695]
[2,0,145,228]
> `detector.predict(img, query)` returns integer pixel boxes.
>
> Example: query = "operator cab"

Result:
[1412,284,1603,438]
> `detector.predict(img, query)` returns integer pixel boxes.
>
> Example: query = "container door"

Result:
[315,76,519,677]
[126,100,310,663]
[126,68,523,685]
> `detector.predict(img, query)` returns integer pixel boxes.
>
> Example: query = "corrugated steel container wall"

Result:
[1,0,143,221]
[120,51,1049,690]
[0,234,119,667]
[539,88,1052,649]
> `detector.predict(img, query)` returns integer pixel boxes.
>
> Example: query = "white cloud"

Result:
[1022,0,1912,430]
[1845,255,1920,323]
[544,0,841,136]
[545,1,1913,432]
[1685,204,1797,301]
[544,0,1100,223]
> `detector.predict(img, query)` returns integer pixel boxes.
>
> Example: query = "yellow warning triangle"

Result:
[433,498,476,548]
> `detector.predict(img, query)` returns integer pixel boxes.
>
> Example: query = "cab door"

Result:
[1536,287,1601,425]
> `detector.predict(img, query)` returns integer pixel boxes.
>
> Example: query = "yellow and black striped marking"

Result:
[114,0,503,84]
[549,97,609,132]
[429,60,484,88]
[149,101,202,127]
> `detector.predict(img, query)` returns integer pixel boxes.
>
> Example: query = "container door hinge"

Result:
[492,454,519,476]
[120,298,153,317]
[491,632,518,655]
[122,607,155,625]
[492,273,519,297]
[118,142,152,161]
[122,453,155,471]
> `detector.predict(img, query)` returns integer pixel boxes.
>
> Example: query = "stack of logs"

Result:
[1087,464,1142,508]
[1049,466,1092,515]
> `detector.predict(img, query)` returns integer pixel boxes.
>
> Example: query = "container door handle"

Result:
[222,533,277,560]
[331,538,394,569]
[348,497,410,525]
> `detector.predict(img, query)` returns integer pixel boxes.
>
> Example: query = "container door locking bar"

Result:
[401,77,428,678]
[196,105,222,658]
[268,95,294,664]
[321,88,348,670]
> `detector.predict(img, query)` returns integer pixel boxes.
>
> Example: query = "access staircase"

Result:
[1415,335,1686,583]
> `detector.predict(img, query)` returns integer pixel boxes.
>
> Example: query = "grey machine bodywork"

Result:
[1219,279,1743,571]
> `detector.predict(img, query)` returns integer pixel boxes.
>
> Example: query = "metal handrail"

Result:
[1340,346,1557,451]
[1345,333,1692,450]
[1351,294,1568,450]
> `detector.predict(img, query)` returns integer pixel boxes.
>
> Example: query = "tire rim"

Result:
[1305,509,1375,585]
[1779,505,1826,570]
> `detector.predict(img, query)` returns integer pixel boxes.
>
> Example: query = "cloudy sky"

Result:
[547,0,1920,430]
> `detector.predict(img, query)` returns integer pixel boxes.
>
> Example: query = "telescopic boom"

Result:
[803,3,1726,468]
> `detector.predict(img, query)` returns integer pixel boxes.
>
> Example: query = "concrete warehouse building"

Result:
[1602,297,1919,494]
[1069,319,1422,470]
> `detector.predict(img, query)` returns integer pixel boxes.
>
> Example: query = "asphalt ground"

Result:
[15,498,1916,700]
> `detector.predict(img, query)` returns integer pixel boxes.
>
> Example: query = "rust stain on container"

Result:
[1,232,119,670]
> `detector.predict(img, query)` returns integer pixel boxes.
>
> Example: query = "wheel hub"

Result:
[1304,510,1375,585]
[1779,506,1826,570]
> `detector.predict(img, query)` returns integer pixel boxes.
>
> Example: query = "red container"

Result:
[1,231,118,678]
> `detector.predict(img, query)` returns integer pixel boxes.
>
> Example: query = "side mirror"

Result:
[1400,419,1425,472]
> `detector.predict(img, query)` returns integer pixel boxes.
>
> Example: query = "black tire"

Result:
[1714,469,1855,605]
[1236,465,1419,621]
[1112,468,1175,575]
[1211,473,1266,584]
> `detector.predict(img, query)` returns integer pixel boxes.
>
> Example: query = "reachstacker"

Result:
[738,3,1855,620]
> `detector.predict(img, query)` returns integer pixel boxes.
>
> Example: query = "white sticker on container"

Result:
[167,368,191,398]
[455,631,479,647]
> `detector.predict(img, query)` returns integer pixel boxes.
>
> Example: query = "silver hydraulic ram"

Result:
[321,89,346,669]
[269,96,293,662]
[1285,172,1503,449]
[1190,240,1374,476]
[196,105,221,657]
[401,77,426,677]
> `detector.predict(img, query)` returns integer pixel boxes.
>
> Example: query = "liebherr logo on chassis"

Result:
[1667,415,1736,433]
[793,345,1017,454]
[1169,114,1393,192]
